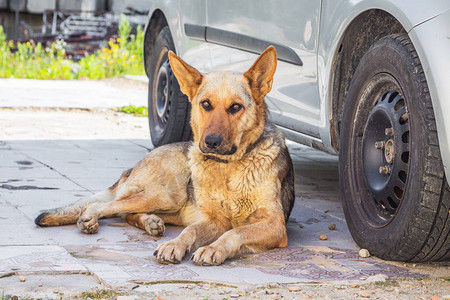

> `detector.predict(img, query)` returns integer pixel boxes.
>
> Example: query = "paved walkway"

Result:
[0,139,438,290]
[0,78,448,297]
[0,78,147,109]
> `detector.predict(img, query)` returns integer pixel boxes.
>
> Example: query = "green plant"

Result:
[76,288,124,299]
[119,105,148,117]
[0,35,74,79]
[0,26,6,42]
[374,280,399,287]
[75,17,144,79]
[0,15,145,80]
[118,14,132,48]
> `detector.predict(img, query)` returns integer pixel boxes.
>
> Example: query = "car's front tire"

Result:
[148,27,192,147]
[339,34,450,262]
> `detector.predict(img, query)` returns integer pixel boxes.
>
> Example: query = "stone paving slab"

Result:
[0,139,438,290]
[0,245,88,274]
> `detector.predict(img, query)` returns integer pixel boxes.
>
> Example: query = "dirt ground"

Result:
[0,107,449,299]
[2,275,449,299]
[104,277,450,300]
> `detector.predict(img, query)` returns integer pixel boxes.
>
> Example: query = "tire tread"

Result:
[148,27,192,147]
[387,34,450,262]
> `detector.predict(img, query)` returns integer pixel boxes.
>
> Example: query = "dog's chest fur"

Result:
[189,136,281,226]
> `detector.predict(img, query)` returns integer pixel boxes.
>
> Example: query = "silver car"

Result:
[142,0,450,262]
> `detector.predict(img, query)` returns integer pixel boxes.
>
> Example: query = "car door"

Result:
[174,0,211,72]
[205,0,322,138]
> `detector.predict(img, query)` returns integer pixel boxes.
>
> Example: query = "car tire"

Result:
[148,27,192,147]
[339,34,450,262]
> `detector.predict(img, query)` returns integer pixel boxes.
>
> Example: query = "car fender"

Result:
[143,0,209,76]
[318,0,450,155]
[409,9,450,180]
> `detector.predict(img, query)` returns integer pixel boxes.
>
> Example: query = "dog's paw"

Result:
[144,214,165,236]
[153,241,190,264]
[191,245,228,266]
[77,216,99,234]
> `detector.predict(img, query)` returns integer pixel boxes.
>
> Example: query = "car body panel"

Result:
[206,0,322,138]
[144,0,211,73]
[318,0,450,153]
[144,0,450,180]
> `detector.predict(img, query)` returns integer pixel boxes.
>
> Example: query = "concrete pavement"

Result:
[0,78,147,109]
[0,78,448,298]
[0,139,434,291]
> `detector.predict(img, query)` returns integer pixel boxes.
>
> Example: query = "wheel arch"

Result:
[143,9,169,77]
[328,9,407,152]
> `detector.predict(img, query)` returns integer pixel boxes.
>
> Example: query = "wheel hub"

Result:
[361,91,410,225]
[384,139,395,164]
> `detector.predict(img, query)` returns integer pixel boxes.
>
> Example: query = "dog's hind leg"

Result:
[77,189,188,234]
[35,168,133,228]
[34,189,114,227]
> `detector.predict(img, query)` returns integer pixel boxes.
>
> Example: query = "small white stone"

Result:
[365,274,389,283]
[288,286,301,292]
[359,248,371,258]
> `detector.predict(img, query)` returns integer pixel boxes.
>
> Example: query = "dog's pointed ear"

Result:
[243,46,277,104]
[168,51,203,101]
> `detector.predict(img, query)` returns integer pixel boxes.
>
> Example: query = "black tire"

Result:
[148,27,192,147]
[339,34,450,262]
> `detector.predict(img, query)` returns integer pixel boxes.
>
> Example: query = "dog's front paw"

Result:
[154,241,190,264]
[191,245,229,266]
[77,216,99,234]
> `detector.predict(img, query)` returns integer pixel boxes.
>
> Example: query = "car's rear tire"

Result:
[339,34,450,262]
[148,27,192,147]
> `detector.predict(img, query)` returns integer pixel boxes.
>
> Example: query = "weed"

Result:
[75,14,144,79]
[0,38,73,79]
[76,288,125,299]
[119,105,148,117]
[0,26,6,43]
[374,280,399,287]
[0,14,145,80]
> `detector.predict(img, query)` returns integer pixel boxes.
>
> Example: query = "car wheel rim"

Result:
[153,57,172,135]
[360,90,410,226]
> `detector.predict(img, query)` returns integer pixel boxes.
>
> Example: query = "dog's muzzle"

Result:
[200,135,237,156]
[204,134,222,150]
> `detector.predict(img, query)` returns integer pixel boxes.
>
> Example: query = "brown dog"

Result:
[35,46,295,266]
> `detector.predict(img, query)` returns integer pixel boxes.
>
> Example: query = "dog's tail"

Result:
[35,189,114,227]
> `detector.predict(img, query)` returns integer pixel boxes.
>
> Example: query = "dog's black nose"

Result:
[205,134,222,149]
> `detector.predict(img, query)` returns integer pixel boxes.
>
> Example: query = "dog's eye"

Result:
[228,103,243,114]
[201,100,212,111]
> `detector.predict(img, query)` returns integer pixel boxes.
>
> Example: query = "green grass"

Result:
[0,14,144,80]
[118,105,148,117]
[374,280,399,287]
[76,288,126,299]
